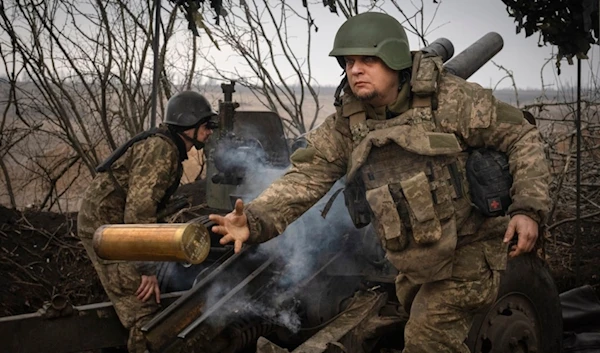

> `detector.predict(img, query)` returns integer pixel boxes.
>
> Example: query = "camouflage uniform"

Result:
[78,127,185,353]
[243,55,551,352]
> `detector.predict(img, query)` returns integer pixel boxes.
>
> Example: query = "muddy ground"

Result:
[0,206,105,316]
[0,184,599,316]
[0,180,210,316]
[546,221,600,296]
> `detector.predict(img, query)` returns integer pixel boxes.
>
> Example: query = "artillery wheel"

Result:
[466,253,562,353]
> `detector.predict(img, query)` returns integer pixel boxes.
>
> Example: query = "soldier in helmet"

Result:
[78,90,216,353]
[209,12,550,353]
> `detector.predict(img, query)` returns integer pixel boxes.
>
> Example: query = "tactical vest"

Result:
[96,126,184,211]
[339,53,477,284]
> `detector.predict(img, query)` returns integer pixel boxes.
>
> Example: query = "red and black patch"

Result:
[488,197,503,212]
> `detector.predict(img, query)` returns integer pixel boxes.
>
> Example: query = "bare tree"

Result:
[191,0,324,137]
[0,41,20,209]
[512,51,600,268]
[0,0,188,209]
[388,0,445,47]
[0,0,441,209]
[491,60,520,107]
[187,0,439,138]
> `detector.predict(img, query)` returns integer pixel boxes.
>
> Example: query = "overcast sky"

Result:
[198,0,598,91]
[2,0,597,91]
[294,0,599,90]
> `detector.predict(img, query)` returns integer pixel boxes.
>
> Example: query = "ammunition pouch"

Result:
[343,177,372,228]
[466,148,513,217]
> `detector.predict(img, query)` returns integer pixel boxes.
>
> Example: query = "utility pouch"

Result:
[466,148,513,217]
[343,177,372,228]
[400,172,442,244]
[366,185,408,252]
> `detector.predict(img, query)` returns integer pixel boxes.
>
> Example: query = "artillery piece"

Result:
[0,32,562,353]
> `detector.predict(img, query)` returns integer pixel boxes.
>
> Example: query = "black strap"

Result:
[95,127,160,172]
[447,162,464,200]
[333,76,348,107]
[95,127,185,211]
[178,125,205,151]
[321,187,344,219]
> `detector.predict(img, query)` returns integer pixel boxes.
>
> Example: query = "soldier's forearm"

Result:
[506,130,551,223]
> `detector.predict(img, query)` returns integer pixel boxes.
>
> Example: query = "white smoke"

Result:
[199,128,361,335]
[235,166,287,201]
[236,175,357,333]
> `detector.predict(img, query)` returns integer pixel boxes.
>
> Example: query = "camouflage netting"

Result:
[502,0,599,68]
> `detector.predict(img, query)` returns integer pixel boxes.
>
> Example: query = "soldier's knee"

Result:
[403,320,470,353]
[403,295,473,353]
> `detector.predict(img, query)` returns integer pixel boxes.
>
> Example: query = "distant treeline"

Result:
[0,79,575,106]
[187,83,574,105]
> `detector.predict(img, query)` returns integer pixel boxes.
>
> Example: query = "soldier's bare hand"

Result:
[209,199,250,253]
[503,214,539,258]
[136,275,161,303]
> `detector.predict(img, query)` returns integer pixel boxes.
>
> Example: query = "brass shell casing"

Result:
[93,223,211,264]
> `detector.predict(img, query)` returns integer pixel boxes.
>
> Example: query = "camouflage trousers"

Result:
[395,240,501,353]
[80,238,160,353]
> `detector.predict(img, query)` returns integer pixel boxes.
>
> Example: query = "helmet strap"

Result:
[399,69,411,90]
[334,75,348,106]
[179,124,205,150]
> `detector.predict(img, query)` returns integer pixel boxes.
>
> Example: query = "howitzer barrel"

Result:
[93,223,211,264]
[444,32,504,80]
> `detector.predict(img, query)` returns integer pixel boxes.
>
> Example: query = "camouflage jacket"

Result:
[245,57,550,282]
[78,128,186,274]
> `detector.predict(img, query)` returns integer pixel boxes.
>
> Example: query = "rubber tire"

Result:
[466,253,563,353]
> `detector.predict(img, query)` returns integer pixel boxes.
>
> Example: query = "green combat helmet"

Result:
[165,90,217,128]
[164,90,218,150]
[329,12,412,71]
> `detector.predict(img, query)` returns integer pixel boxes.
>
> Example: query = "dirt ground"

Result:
[0,184,599,316]
[546,221,600,296]
[0,180,209,316]
[0,205,106,316]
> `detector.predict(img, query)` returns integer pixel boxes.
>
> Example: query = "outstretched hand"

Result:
[209,199,250,253]
[503,214,539,258]
[136,275,160,303]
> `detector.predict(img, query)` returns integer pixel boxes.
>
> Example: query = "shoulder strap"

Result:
[410,52,444,110]
[96,127,183,211]
[95,127,163,172]
[339,98,368,146]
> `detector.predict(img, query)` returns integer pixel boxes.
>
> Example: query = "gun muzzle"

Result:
[93,223,211,264]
